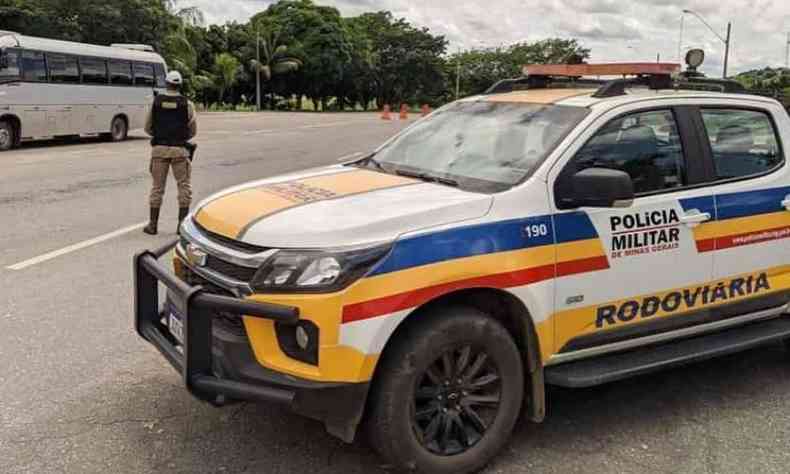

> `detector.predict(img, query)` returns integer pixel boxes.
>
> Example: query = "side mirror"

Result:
[571,167,634,208]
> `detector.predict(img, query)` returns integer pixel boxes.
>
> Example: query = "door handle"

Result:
[679,210,711,228]
[781,196,790,210]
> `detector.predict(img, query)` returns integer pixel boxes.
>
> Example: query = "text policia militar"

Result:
[595,273,771,328]
[610,209,681,259]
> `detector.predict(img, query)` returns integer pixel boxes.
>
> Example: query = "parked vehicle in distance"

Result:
[134,51,790,474]
[0,31,167,151]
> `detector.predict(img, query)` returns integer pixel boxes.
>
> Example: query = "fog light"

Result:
[296,325,310,350]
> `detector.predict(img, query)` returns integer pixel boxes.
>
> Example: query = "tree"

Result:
[214,53,240,104]
[249,30,302,109]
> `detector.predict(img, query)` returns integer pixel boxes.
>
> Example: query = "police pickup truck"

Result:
[134,50,790,473]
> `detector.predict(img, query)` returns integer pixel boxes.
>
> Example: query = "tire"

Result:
[109,116,128,142]
[0,120,15,151]
[367,306,524,474]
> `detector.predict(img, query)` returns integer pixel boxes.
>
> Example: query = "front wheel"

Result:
[109,116,128,142]
[0,120,16,151]
[367,306,524,474]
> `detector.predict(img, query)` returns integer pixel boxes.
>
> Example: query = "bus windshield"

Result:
[0,49,20,83]
[367,101,590,193]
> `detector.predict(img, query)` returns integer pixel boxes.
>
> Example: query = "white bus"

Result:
[0,31,168,151]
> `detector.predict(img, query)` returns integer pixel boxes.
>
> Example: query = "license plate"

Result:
[168,311,184,344]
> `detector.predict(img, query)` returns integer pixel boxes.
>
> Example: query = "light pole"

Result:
[682,9,731,78]
[255,33,261,112]
[455,47,461,100]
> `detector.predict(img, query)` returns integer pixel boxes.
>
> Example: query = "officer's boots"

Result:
[143,207,160,235]
[178,207,189,235]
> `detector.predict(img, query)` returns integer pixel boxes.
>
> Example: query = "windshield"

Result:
[0,48,20,83]
[368,100,589,193]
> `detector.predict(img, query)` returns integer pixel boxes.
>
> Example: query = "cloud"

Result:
[186,0,790,74]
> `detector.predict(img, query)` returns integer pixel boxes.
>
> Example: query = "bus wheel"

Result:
[367,306,524,474]
[109,116,128,142]
[0,120,15,151]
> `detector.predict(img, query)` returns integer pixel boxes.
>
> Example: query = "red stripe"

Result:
[715,224,790,250]
[696,238,716,253]
[342,255,610,324]
[556,255,610,277]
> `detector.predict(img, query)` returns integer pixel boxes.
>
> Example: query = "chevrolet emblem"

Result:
[185,243,208,267]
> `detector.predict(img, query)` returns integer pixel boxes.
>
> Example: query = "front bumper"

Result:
[134,240,370,442]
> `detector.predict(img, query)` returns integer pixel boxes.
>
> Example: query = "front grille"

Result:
[179,265,247,337]
[205,255,258,282]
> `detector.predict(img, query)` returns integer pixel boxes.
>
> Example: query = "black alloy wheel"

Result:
[413,345,502,456]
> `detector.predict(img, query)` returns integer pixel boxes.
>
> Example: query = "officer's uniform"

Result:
[143,86,197,234]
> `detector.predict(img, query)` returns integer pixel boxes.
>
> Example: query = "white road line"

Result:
[6,222,147,271]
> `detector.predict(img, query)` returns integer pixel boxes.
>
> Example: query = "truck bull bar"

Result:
[134,239,300,405]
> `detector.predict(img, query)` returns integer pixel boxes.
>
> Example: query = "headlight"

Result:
[250,245,391,293]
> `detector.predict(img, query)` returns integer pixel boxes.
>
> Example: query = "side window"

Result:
[108,60,132,85]
[568,109,687,194]
[0,48,20,82]
[700,109,784,180]
[47,53,80,83]
[20,50,47,82]
[153,63,166,88]
[133,62,154,87]
[80,57,108,84]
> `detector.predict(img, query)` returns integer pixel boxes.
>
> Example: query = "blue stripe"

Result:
[553,212,599,243]
[679,196,717,220]
[716,186,790,221]
[371,216,555,276]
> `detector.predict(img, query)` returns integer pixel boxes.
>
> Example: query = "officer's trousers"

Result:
[149,156,192,208]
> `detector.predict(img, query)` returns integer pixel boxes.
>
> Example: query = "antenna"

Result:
[786,32,790,68]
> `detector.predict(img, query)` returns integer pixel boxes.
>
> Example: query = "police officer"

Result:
[143,70,197,235]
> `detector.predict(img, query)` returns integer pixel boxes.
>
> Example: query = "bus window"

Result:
[153,63,166,88]
[134,62,155,87]
[109,60,132,85]
[80,57,108,84]
[48,53,80,83]
[20,50,47,82]
[0,48,20,82]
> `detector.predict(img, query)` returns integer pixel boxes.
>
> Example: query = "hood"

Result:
[193,166,493,248]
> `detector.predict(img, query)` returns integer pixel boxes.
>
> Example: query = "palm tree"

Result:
[249,30,303,110]
[214,53,240,104]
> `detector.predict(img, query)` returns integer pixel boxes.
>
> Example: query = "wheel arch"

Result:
[368,287,547,423]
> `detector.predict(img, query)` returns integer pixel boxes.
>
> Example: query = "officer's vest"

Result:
[151,94,190,147]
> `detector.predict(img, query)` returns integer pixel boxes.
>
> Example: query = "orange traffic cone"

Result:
[380,104,392,120]
[399,104,409,120]
[421,104,432,117]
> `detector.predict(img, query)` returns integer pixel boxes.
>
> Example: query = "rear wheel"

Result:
[367,306,524,474]
[109,116,128,142]
[0,120,15,151]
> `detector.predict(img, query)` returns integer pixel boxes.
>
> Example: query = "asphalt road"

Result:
[1,112,789,474]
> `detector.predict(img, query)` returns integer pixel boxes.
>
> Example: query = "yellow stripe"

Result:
[556,238,607,262]
[195,169,416,238]
[345,246,556,305]
[551,265,790,356]
[693,211,790,241]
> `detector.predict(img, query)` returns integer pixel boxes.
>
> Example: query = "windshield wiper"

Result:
[394,168,459,187]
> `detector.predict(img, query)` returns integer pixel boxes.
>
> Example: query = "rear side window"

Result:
[20,50,47,82]
[700,109,784,180]
[566,109,687,194]
[47,53,79,83]
[80,57,107,84]
[109,60,132,85]
[133,62,154,87]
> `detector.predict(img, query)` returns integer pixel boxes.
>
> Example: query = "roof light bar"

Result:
[522,63,681,78]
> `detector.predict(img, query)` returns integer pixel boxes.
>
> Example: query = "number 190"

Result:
[524,224,549,238]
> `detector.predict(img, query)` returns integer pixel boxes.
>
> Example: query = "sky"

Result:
[188,0,790,75]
